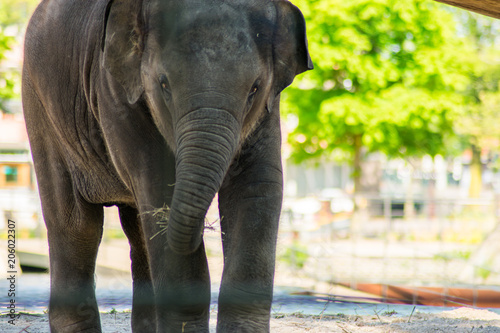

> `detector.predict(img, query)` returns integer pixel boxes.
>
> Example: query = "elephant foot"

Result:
[131,313,156,333]
[49,316,102,333]
[157,312,210,333]
[48,289,102,333]
[217,316,270,333]
[216,285,272,333]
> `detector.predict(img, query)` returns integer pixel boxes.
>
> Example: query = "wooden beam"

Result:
[435,0,500,19]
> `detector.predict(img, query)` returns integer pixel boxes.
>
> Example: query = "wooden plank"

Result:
[342,282,500,308]
[435,0,500,19]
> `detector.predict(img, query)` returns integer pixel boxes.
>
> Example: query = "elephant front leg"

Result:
[137,200,212,333]
[217,113,283,332]
[124,145,212,332]
[217,179,282,332]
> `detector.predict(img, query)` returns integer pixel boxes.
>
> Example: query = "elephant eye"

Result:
[159,74,170,91]
[248,82,260,104]
[159,74,172,99]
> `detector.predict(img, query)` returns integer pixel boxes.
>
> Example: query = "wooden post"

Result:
[435,0,500,19]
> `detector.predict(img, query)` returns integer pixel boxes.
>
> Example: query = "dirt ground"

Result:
[4,236,500,332]
[2,307,500,332]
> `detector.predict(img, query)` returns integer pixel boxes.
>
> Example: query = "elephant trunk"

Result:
[167,108,240,255]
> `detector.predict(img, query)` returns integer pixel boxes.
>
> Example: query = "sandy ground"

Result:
[4,235,500,331]
[2,307,500,332]
[4,256,500,332]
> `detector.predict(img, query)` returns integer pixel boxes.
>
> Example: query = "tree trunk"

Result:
[469,144,482,198]
[404,163,415,221]
[353,134,363,194]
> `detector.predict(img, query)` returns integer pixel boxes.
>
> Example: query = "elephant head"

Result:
[102,0,312,255]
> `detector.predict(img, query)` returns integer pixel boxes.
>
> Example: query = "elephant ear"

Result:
[268,0,313,112]
[102,0,145,104]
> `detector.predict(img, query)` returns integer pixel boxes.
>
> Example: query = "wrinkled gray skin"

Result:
[22,0,312,331]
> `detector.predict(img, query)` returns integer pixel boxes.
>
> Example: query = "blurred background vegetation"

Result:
[282,0,500,198]
[0,0,499,198]
[0,0,37,113]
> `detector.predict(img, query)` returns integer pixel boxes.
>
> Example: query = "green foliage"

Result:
[0,26,17,113]
[284,0,475,164]
[447,12,500,197]
[433,250,471,261]
[382,310,398,317]
[280,241,309,269]
[475,261,493,282]
[453,13,500,150]
[0,0,36,27]
[0,0,38,113]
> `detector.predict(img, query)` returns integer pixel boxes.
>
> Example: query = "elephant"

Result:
[22,0,312,332]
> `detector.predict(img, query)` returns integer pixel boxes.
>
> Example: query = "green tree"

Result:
[284,0,474,192]
[0,0,38,113]
[0,23,16,113]
[452,12,500,198]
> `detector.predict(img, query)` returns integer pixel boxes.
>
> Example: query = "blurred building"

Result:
[0,111,41,232]
[0,112,32,187]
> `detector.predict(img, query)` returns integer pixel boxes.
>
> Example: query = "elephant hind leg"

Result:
[118,205,156,333]
[24,60,104,332]
[42,183,104,332]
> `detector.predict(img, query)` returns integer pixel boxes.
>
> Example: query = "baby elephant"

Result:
[22,0,312,331]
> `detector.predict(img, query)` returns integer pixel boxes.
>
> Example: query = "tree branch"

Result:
[435,0,500,19]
